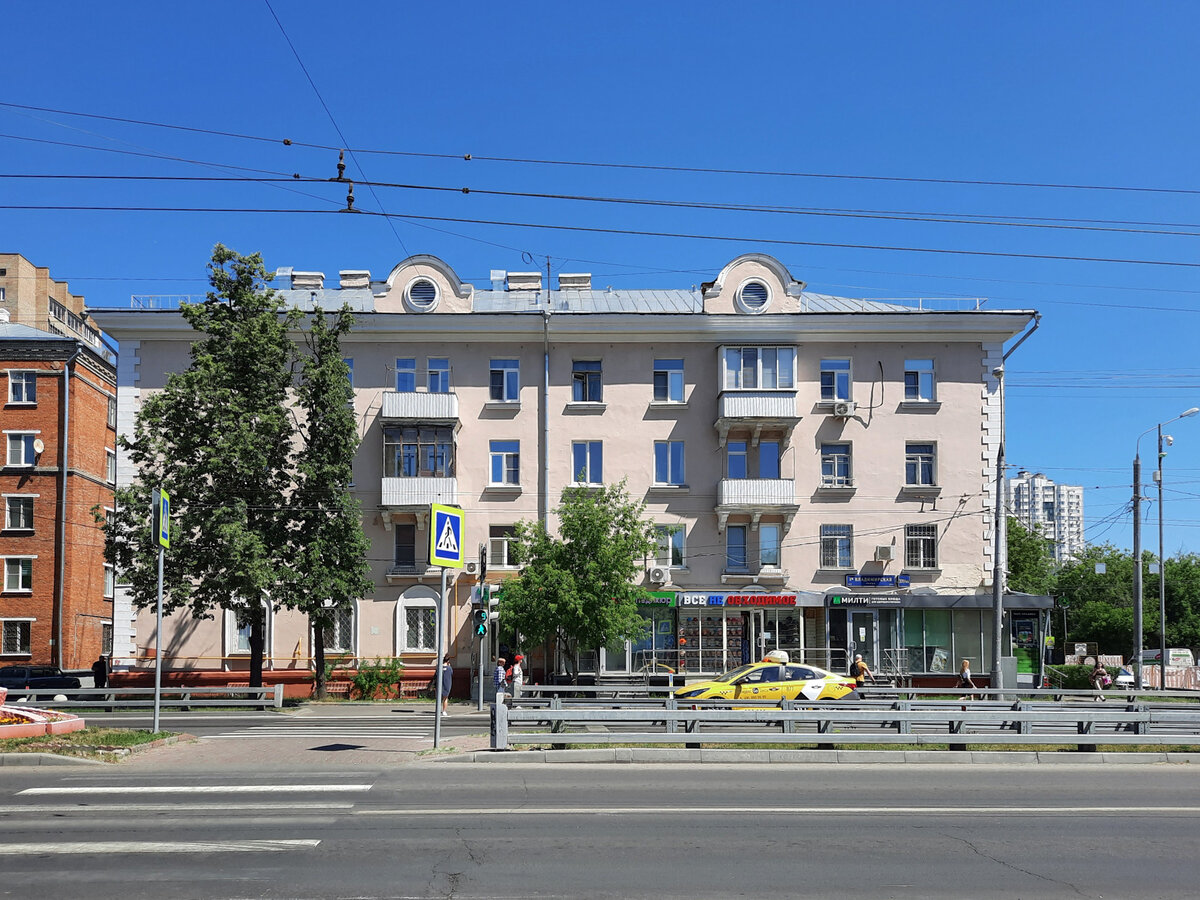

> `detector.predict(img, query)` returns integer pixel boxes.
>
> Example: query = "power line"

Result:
[4,97,1199,196]
[6,203,1200,271]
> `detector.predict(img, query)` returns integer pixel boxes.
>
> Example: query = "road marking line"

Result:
[0,839,320,855]
[354,805,1200,817]
[0,802,355,813]
[18,784,372,796]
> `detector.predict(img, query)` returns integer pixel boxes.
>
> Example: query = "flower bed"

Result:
[0,688,86,738]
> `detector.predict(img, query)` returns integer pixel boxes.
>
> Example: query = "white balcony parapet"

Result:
[716,478,798,532]
[382,477,458,509]
[715,390,799,448]
[382,390,459,422]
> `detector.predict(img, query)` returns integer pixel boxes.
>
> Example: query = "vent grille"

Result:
[407,278,438,311]
[739,281,769,310]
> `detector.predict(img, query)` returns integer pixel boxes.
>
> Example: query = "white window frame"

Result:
[820,359,852,402]
[320,600,358,656]
[652,358,685,403]
[427,357,451,394]
[103,564,115,599]
[397,586,439,654]
[655,525,686,568]
[759,523,782,569]
[820,443,853,487]
[490,358,520,402]
[727,441,748,479]
[820,524,854,569]
[722,346,796,391]
[571,441,603,485]
[571,360,603,403]
[107,395,117,428]
[106,449,117,484]
[5,432,37,467]
[224,603,273,658]
[905,524,938,569]
[654,440,685,486]
[905,442,937,487]
[394,358,416,393]
[8,370,37,405]
[4,495,35,531]
[489,440,520,486]
[726,525,749,572]
[1,618,32,656]
[904,359,936,402]
[4,556,35,592]
[489,525,520,569]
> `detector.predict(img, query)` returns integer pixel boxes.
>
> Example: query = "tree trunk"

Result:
[249,617,264,689]
[313,618,327,700]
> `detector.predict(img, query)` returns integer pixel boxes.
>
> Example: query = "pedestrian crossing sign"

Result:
[429,503,464,568]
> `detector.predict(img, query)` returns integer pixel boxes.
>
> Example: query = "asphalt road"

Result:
[2,761,1198,898]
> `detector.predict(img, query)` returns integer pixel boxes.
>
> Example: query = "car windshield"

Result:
[712,664,757,683]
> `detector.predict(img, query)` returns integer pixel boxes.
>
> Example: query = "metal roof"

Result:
[0,321,74,341]
[469,289,921,314]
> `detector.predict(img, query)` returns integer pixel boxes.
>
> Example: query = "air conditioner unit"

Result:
[874,545,895,562]
[464,560,479,576]
[832,400,857,417]
[648,566,669,584]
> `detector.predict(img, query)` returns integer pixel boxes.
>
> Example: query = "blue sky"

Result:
[4,2,1199,555]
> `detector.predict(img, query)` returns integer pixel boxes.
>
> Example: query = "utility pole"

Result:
[1157,425,1167,690]
[1132,454,1143,690]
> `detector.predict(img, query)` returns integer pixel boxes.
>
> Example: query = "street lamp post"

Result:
[1133,407,1198,690]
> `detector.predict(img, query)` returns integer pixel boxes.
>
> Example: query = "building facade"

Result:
[1006,469,1085,563]
[90,253,1048,687]
[0,311,117,670]
[0,253,109,356]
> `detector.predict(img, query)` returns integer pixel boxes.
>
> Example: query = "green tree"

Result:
[106,245,300,687]
[1006,516,1057,595]
[1055,544,1138,655]
[288,305,372,699]
[500,480,659,682]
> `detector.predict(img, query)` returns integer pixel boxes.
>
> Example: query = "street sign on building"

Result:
[429,503,464,568]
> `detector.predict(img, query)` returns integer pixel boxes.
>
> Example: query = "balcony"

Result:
[715,390,800,447]
[715,478,798,531]
[381,477,458,518]
[381,390,459,423]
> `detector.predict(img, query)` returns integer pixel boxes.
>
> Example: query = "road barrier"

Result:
[491,691,1200,752]
[4,685,284,710]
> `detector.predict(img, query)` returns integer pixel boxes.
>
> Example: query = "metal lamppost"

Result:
[1155,409,1198,688]
[1133,408,1198,690]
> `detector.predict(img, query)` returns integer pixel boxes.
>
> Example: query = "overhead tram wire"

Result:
[6,203,1200,271]
[7,172,1200,240]
[3,98,1200,197]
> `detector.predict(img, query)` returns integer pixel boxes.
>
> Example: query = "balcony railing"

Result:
[48,299,102,346]
[381,476,458,508]
[715,390,800,447]
[715,478,798,532]
[381,390,459,422]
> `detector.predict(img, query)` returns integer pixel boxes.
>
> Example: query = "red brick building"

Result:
[1,311,116,671]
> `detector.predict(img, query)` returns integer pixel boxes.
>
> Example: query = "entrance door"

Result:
[601,639,631,674]
[849,611,878,671]
[743,611,765,664]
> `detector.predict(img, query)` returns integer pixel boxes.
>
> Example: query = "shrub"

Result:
[350,657,405,700]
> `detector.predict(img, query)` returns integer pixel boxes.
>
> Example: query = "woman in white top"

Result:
[510,654,525,699]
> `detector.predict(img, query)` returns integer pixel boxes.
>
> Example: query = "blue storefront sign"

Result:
[844,574,910,588]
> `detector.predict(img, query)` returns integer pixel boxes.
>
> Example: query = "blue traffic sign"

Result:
[429,503,464,568]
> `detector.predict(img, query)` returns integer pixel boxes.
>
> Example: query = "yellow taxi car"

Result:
[673,651,858,702]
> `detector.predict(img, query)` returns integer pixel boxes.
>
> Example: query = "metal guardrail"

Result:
[491,689,1200,752]
[4,685,284,709]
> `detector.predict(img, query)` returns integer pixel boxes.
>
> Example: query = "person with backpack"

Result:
[957,658,978,701]
[850,654,874,696]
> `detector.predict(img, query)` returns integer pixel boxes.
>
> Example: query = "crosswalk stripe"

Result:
[0,839,320,854]
[0,802,354,813]
[19,784,372,795]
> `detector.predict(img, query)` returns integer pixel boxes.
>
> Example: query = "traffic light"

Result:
[474,607,488,637]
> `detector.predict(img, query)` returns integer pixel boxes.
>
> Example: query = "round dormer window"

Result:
[736,279,771,313]
[404,277,440,313]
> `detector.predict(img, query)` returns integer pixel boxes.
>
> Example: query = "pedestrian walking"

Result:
[957,659,978,701]
[510,654,525,700]
[494,657,508,701]
[91,655,108,690]
[1089,660,1110,702]
[440,655,453,716]
[850,653,874,696]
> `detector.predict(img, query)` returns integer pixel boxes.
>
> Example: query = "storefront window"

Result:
[953,610,983,673]
[924,610,951,672]
[904,611,924,673]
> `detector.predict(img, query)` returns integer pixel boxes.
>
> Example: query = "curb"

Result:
[0,733,193,767]
[434,748,1200,765]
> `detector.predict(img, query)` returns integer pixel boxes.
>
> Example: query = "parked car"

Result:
[0,665,81,695]
[674,652,858,703]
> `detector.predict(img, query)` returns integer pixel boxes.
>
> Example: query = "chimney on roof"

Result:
[339,270,370,289]
[274,267,294,289]
[506,272,542,291]
[557,273,591,291]
[490,270,506,291]
[291,271,325,291]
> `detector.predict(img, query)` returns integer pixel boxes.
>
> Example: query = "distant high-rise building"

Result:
[1006,470,1085,562]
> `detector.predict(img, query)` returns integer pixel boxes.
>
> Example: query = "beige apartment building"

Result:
[89,252,1051,690]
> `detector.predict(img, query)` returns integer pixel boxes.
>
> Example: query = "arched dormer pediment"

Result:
[376,255,474,314]
[701,253,806,315]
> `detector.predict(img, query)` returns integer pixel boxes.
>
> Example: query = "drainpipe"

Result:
[55,344,84,669]
[540,307,551,529]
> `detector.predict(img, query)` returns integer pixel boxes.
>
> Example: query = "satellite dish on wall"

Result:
[32,439,45,454]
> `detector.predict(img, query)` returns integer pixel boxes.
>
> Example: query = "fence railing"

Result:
[4,685,284,709]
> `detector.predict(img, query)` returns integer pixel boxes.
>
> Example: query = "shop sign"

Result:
[845,574,910,588]
[827,593,903,608]
[678,592,799,608]
[637,591,676,606]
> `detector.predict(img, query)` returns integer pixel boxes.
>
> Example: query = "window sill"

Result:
[569,482,604,490]
[565,401,606,414]
[648,483,690,494]
[0,652,32,658]
[900,485,942,497]
[899,400,941,412]
[1,528,35,535]
[1,590,33,596]
[901,568,942,576]
[815,567,856,575]
[5,402,36,408]
[648,400,688,410]
[816,483,856,495]
[484,484,522,494]
[483,400,521,411]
